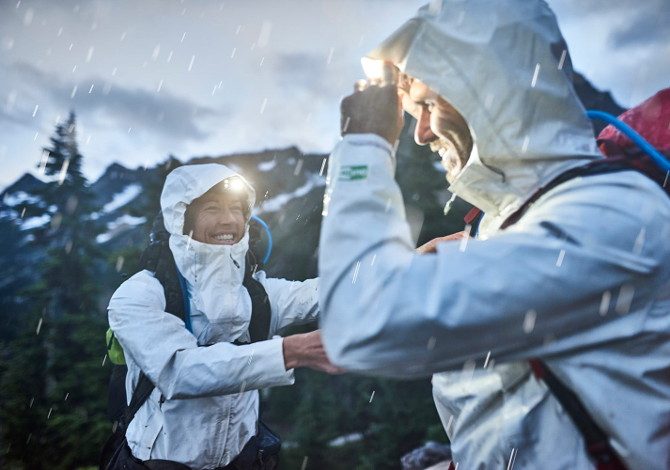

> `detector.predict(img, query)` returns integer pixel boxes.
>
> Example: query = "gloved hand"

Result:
[340,83,404,146]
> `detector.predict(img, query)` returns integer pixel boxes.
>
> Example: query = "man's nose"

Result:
[414,107,437,145]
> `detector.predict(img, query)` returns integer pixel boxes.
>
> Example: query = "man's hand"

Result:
[282,330,344,374]
[340,84,404,146]
[416,231,468,254]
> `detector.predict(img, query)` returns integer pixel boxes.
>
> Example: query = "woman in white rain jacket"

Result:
[109,163,336,468]
[319,1,670,468]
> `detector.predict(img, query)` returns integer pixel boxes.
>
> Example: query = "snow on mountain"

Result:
[102,184,142,213]
[258,160,277,172]
[90,183,142,220]
[2,191,41,207]
[258,173,326,214]
[20,214,51,231]
[96,214,147,244]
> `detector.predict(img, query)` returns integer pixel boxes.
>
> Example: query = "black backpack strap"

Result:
[243,252,272,343]
[114,212,187,428]
[118,372,155,431]
[141,212,186,320]
[529,360,627,469]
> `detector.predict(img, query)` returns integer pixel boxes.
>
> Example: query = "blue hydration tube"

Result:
[587,109,670,173]
[250,214,273,264]
[176,269,192,333]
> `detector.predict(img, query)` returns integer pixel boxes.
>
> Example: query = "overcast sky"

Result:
[1,0,668,188]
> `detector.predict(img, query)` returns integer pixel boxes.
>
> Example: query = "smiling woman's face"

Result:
[184,184,247,245]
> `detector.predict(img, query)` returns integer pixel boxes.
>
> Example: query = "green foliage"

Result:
[0,114,111,469]
[0,318,48,468]
[264,368,444,469]
[40,313,110,469]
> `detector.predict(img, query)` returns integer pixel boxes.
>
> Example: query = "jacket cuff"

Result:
[254,336,295,386]
[341,133,395,158]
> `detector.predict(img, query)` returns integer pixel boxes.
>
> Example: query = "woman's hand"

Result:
[416,231,468,254]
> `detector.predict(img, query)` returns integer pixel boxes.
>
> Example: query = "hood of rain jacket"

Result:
[161,163,256,343]
[366,0,602,230]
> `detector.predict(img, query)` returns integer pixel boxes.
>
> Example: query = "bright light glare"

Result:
[361,57,399,86]
[225,177,246,193]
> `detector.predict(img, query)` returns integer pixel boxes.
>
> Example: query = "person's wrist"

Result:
[342,129,396,146]
[282,336,302,370]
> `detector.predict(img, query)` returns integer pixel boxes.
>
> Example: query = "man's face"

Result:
[185,189,246,245]
[398,77,473,182]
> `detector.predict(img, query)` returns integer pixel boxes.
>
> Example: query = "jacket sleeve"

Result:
[256,272,319,335]
[108,270,294,400]
[318,134,667,378]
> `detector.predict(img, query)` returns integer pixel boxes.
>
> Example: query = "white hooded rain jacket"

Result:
[109,163,319,468]
[319,1,670,468]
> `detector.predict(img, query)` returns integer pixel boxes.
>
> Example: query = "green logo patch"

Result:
[339,165,368,181]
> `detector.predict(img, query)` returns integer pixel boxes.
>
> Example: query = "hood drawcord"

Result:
[230,253,240,269]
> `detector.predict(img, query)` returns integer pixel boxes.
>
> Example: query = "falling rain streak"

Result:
[522,310,537,333]
[507,447,518,470]
[459,224,472,252]
[615,285,635,315]
[558,50,567,70]
[58,158,70,185]
[294,159,303,176]
[352,260,361,284]
[599,290,611,316]
[555,249,565,267]
[531,63,540,88]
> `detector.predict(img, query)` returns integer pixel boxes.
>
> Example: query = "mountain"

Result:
[573,72,626,134]
[0,72,626,301]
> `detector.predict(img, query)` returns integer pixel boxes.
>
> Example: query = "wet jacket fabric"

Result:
[319,1,670,468]
[108,164,319,468]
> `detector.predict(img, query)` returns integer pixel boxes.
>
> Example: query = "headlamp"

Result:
[223,177,246,193]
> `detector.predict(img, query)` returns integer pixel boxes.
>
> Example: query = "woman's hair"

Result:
[182,179,252,235]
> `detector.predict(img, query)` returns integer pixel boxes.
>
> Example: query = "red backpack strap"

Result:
[529,359,627,469]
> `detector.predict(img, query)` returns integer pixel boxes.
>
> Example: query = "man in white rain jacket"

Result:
[109,163,338,469]
[319,1,670,468]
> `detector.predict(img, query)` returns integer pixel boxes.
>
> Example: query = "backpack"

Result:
[101,212,275,468]
[497,89,670,470]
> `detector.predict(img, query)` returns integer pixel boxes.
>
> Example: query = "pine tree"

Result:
[0,112,110,468]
